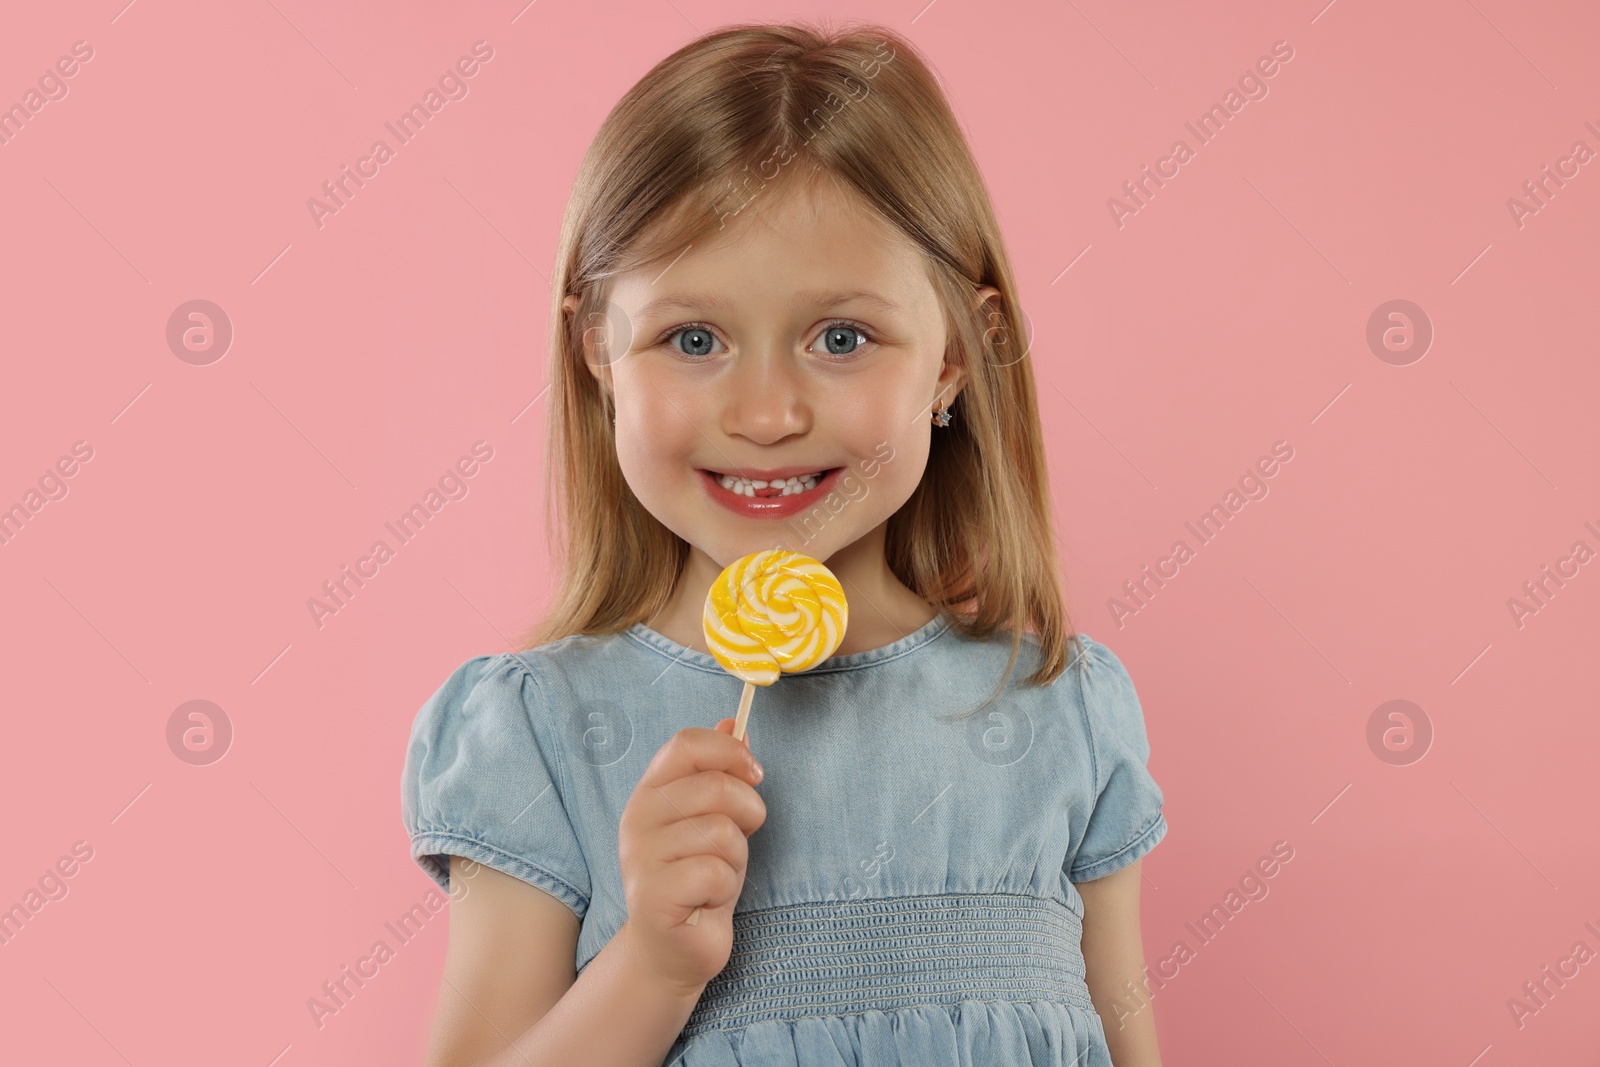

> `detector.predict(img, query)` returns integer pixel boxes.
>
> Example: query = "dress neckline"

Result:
[623,612,955,676]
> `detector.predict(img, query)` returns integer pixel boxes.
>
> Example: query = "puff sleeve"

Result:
[1065,637,1169,883]
[401,653,591,919]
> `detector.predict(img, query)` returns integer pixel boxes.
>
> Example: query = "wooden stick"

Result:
[731,680,755,742]
[686,680,759,926]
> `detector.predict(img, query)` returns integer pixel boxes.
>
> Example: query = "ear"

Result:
[938,285,1001,408]
[564,294,613,401]
[972,284,1001,317]
[935,354,966,411]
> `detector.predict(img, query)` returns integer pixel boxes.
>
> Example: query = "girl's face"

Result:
[571,174,987,576]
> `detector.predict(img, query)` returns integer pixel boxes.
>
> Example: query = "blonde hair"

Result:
[523,18,1084,705]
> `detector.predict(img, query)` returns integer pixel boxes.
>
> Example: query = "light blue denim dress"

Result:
[402,613,1168,1066]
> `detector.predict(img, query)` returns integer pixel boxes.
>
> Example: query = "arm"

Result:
[423,856,705,1067]
[1076,859,1163,1067]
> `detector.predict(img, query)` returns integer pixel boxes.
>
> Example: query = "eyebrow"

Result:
[633,289,902,320]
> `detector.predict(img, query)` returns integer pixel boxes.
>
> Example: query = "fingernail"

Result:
[751,759,765,782]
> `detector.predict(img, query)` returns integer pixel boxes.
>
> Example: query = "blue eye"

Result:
[815,322,872,358]
[663,324,721,358]
[654,320,877,361]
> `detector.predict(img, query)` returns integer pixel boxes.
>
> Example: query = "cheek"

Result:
[837,368,934,450]
[836,414,932,510]
[869,430,930,502]
[834,370,926,427]
[612,370,702,475]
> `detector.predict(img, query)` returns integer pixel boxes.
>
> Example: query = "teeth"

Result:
[716,470,826,496]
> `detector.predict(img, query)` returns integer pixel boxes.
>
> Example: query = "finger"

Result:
[644,726,761,791]
[661,854,744,915]
[714,717,751,748]
[646,769,767,836]
[656,812,750,869]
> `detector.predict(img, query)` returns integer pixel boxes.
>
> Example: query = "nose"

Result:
[719,340,812,445]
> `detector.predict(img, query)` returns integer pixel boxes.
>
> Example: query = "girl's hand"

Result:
[617,718,766,996]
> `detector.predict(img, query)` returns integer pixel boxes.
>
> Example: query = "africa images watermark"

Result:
[1103,839,1297,1030]
[0,440,95,549]
[1505,118,1600,230]
[306,40,495,229]
[1107,39,1296,229]
[0,840,96,949]
[0,39,95,148]
[306,859,494,1030]
[1505,518,1600,630]
[1504,917,1600,1032]
[771,441,897,554]
[1108,440,1296,628]
[306,441,495,630]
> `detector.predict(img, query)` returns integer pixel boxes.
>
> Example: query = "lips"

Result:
[698,466,844,519]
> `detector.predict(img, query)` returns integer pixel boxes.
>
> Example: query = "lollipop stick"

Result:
[686,682,760,927]
[731,680,756,743]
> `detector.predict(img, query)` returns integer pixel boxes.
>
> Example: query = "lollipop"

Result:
[703,548,848,739]
[684,548,847,925]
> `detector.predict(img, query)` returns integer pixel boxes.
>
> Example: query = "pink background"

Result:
[3,0,1597,1063]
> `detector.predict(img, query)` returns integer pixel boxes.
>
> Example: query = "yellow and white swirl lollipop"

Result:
[705,548,848,688]
[703,549,848,734]
[685,549,847,925]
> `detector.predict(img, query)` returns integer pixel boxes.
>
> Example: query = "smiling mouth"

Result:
[700,468,841,498]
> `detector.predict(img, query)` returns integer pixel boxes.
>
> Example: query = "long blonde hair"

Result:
[523,18,1084,703]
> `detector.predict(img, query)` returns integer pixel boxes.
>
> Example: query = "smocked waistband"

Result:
[681,893,1095,1038]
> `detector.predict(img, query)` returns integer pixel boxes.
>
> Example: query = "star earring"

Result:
[931,403,953,427]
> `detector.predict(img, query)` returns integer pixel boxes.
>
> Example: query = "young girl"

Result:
[402,20,1168,1067]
